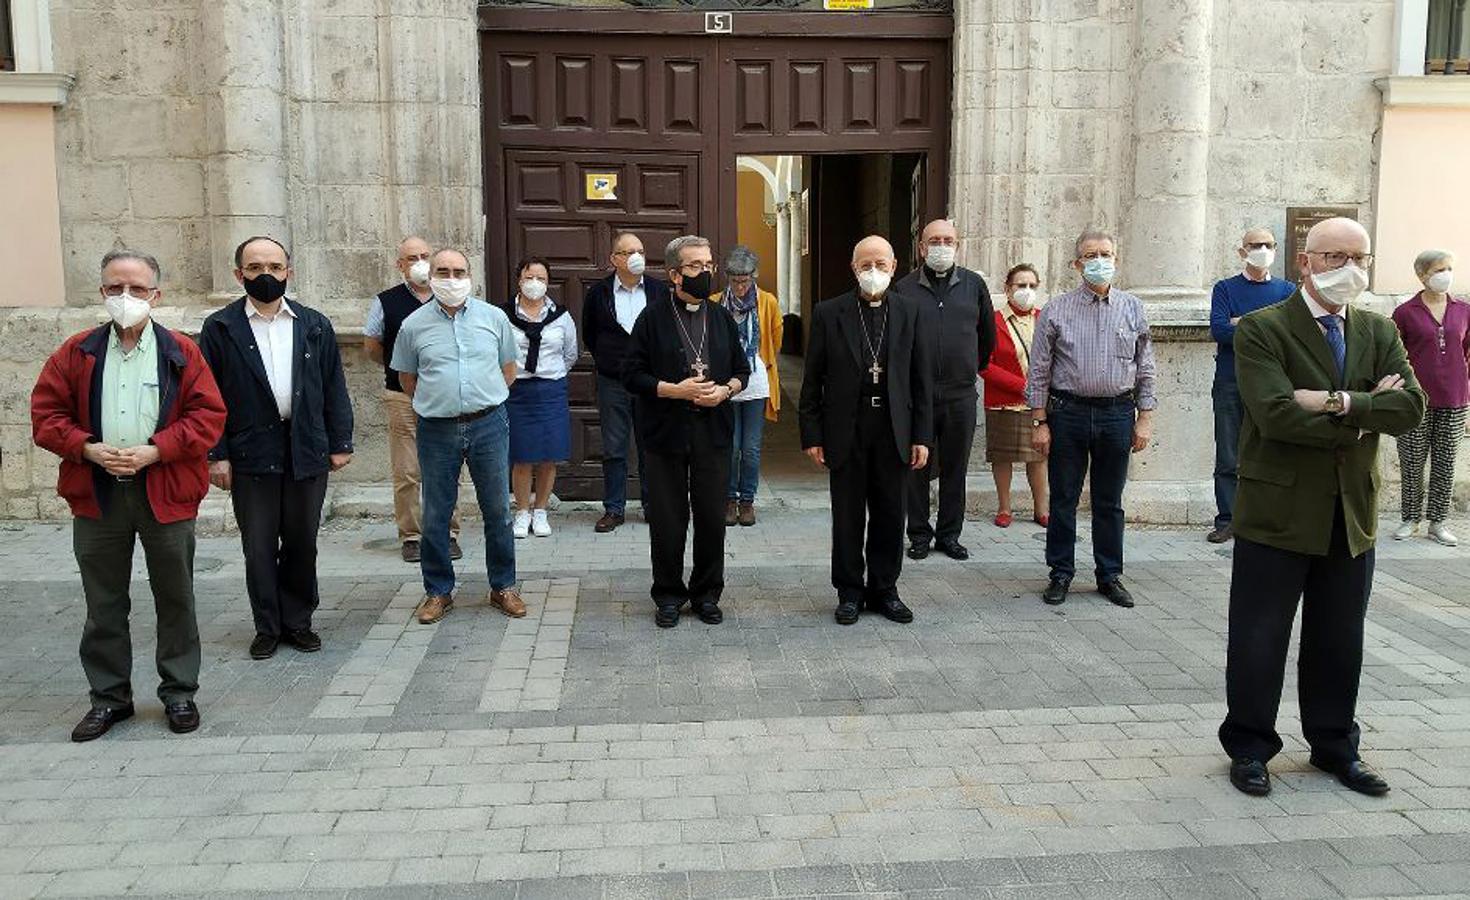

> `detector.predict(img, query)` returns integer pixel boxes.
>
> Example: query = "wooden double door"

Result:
[480,8,952,499]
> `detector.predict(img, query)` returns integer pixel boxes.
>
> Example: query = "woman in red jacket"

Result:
[980,264,1049,527]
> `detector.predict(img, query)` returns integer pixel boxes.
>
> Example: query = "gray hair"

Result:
[1414,248,1455,279]
[724,245,759,275]
[665,235,711,270]
[100,249,162,287]
[1074,229,1116,259]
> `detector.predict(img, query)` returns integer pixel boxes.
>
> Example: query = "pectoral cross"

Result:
[690,357,708,379]
[869,361,884,385]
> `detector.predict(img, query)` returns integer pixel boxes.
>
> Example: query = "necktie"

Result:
[1317,315,1345,382]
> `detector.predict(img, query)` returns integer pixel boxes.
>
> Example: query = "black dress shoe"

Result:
[693,601,723,625]
[401,540,421,563]
[834,599,862,625]
[1311,756,1390,796]
[1041,578,1070,605]
[655,605,680,628]
[866,596,914,624]
[1229,757,1271,796]
[71,704,134,742]
[906,540,931,560]
[249,634,278,660]
[1098,579,1135,608]
[283,629,322,652]
[595,513,625,533]
[449,538,463,560]
[935,540,970,561]
[164,701,200,734]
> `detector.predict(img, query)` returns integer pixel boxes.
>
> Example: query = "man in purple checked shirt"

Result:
[1026,229,1159,609]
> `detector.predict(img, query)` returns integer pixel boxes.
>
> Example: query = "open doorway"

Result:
[731,152,926,501]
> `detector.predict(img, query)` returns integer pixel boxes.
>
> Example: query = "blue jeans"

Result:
[416,407,516,597]
[1212,377,1243,529]
[597,374,645,515]
[728,400,765,502]
[1045,396,1134,585]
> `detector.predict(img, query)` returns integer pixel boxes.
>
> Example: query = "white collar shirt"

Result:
[612,275,647,334]
[247,297,297,419]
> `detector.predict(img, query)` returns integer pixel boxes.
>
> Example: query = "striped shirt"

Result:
[1024,284,1158,411]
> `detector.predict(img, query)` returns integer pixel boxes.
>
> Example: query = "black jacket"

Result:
[622,297,751,451]
[583,273,672,378]
[799,289,934,470]
[200,297,354,479]
[896,265,995,399]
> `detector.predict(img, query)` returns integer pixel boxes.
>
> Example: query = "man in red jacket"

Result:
[31,249,226,742]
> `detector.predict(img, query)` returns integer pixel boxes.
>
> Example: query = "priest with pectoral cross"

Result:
[623,235,751,628]
[799,235,934,626]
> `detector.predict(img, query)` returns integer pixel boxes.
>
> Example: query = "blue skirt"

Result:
[506,377,571,464]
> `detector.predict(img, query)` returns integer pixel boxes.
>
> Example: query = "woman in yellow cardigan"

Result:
[714,246,783,526]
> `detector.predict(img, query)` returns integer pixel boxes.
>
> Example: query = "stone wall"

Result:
[48,0,484,309]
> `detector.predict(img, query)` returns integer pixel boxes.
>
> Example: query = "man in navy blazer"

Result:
[199,236,354,661]
[581,231,672,532]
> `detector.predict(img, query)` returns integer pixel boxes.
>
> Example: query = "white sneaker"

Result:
[512,510,531,539]
[1428,522,1459,546]
[531,509,552,537]
[1392,520,1419,541]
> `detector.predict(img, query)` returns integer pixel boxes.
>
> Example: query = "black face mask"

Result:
[243,273,288,303]
[680,270,714,300]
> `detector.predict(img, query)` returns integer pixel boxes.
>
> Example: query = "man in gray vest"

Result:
[898,219,995,561]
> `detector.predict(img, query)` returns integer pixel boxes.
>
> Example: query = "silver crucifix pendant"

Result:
[691,358,708,379]
[870,362,883,384]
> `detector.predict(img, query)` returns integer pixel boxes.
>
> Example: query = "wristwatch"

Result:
[1032,417,1047,428]
[1324,390,1344,414]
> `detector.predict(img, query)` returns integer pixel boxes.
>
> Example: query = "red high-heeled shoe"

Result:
[994,512,1013,528]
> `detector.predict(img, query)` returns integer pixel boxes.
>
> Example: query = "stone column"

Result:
[201,0,291,298]
[1124,0,1214,301]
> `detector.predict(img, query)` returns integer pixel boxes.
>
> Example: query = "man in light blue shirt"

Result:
[391,249,524,625]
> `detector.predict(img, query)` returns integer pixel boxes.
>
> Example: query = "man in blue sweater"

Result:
[1207,227,1296,543]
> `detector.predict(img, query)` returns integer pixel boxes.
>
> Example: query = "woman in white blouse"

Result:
[504,258,579,538]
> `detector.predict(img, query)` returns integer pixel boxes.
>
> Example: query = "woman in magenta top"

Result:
[1392,249,1468,546]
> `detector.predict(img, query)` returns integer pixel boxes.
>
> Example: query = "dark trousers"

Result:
[643,413,730,609]
[907,391,977,545]
[830,404,908,605]
[1219,503,1372,766]
[231,459,329,639]
[1045,395,1133,584]
[73,479,200,709]
[597,374,646,515]
[1211,377,1243,529]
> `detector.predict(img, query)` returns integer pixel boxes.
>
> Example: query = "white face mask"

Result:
[1245,247,1275,270]
[431,277,473,307]
[520,278,548,302]
[1010,287,1037,311]
[407,259,431,286]
[105,291,153,329]
[925,244,956,273]
[626,252,646,276]
[1428,270,1454,294]
[1309,263,1369,308]
[856,268,891,298]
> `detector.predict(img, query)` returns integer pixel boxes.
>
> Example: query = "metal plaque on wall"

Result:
[1285,206,1358,283]
[480,0,950,9]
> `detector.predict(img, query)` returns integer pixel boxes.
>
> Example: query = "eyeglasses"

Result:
[679,262,717,275]
[1245,242,1276,250]
[1079,251,1115,260]
[400,253,431,263]
[433,267,470,279]
[612,249,644,258]
[102,284,156,297]
[1306,251,1374,269]
[240,262,289,276]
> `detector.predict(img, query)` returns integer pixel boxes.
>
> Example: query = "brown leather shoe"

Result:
[489,588,527,618]
[738,502,756,527]
[416,594,453,624]
[594,512,624,533]
[724,500,738,527]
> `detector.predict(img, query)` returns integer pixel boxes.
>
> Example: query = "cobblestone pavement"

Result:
[1,508,1468,898]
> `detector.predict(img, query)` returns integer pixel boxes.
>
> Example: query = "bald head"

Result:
[1237,227,1277,274]
[1298,217,1372,308]
[431,249,470,278]
[397,236,433,285]
[1304,217,1370,254]
[852,235,895,267]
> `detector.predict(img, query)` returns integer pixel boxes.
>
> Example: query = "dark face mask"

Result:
[243,273,288,303]
[680,270,714,300]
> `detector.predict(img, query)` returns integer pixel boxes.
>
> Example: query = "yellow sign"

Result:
[585,173,618,201]
[823,0,873,8]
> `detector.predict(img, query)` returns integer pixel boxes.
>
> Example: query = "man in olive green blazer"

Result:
[1220,218,1425,799]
